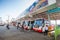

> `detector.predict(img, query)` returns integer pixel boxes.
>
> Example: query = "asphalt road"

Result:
[0,25,53,40]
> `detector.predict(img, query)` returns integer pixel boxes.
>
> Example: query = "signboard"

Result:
[27,1,38,12]
[26,0,56,14]
[48,0,56,6]
[47,7,60,14]
[38,0,48,8]
[27,0,48,13]
[19,0,56,16]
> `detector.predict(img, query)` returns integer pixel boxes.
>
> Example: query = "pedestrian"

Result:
[42,26,45,35]
[21,24,24,31]
[19,24,22,30]
[17,23,20,29]
[45,25,48,35]
[6,24,10,29]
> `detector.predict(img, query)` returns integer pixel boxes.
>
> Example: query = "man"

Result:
[6,24,10,29]
[17,23,20,29]
[45,25,48,35]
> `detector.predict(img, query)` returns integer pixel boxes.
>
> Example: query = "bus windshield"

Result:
[34,19,44,27]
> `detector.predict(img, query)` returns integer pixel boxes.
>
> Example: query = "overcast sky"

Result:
[0,0,36,22]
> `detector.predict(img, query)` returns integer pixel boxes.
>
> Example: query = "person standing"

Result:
[42,26,45,35]
[45,25,48,35]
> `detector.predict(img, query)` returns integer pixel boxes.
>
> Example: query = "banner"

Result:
[27,1,38,12]
[38,0,48,8]
[48,0,56,6]
[27,0,48,13]
[47,7,60,14]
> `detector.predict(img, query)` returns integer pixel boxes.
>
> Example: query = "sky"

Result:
[0,0,36,22]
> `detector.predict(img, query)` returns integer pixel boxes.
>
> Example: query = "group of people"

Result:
[6,22,49,36]
[6,23,25,31]
[16,23,24,31]
[16,23,32,32]
[16,22,49,35]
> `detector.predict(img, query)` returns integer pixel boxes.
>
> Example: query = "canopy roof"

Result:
[19,3,57,21]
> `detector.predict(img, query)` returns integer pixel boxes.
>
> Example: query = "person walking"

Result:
[6,24,10,29]
[17,23,20,29]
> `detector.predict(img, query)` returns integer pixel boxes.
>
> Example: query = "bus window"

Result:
[34,19,44,27]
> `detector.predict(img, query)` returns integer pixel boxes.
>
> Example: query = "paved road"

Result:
[0,25,53,40]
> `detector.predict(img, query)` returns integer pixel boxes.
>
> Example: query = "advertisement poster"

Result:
[27,0,48,13]
[27,1,38,12]
[38,0,48,9]
[26,0,56,14]
[48,0,56,6]
[47,7,60,14]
